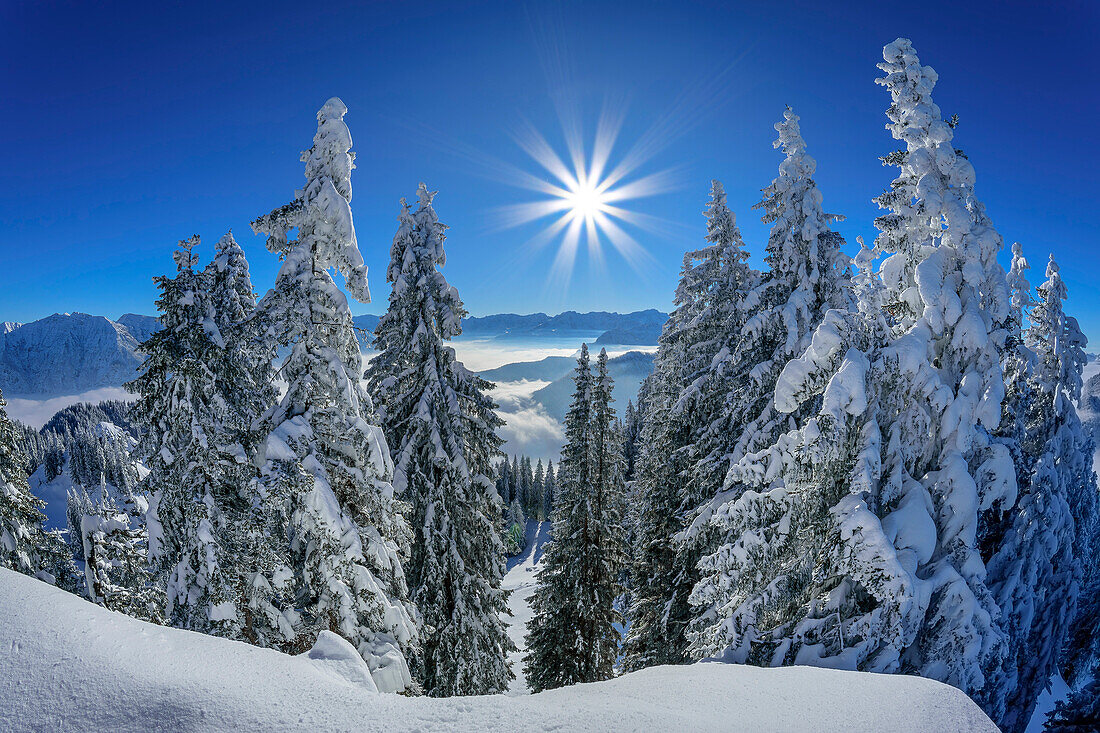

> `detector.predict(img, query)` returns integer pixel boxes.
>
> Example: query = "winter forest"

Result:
[2,35,1097,733]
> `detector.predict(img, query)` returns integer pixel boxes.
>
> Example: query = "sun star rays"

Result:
[492,104,681,294]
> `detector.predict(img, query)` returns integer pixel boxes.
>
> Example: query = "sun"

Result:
[566,180,607,221]
[488,105,680,291]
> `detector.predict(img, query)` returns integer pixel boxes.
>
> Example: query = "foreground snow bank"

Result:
[0,569,996,732]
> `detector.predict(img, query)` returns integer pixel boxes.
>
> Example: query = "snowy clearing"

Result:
[503,520,552,694]
[0,567,997,732]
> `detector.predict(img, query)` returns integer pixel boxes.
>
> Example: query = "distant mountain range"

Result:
[0,310,667,398]
[478,350,656,422]
[477,355,578,383]
[352,305,664,345]
[526,350,655,421]
[0,313,148,398]
[460,309,667,338]
[353,309,667,349]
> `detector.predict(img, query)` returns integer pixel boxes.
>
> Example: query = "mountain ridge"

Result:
[0,310,667,398]
[0,313,144,398]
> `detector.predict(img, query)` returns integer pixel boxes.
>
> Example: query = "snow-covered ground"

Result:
[503,520,552,694]
[0,567,997,732]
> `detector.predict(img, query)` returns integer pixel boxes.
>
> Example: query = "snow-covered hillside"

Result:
[0,313,146,397]
[0,567,997,732]
[503,520,552,694]
[115,313,162,343]
[530,350,654,421]
[461,309,666,339]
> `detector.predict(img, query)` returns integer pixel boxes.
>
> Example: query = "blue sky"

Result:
[2,1,1097,342]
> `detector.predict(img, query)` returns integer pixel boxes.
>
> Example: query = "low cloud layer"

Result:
[7,338,640,463]
[6,387,134,429]
[490,379,564,463]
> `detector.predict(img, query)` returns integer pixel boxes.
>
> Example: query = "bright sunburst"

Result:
[566,180,606,221]
[491,104,682,291]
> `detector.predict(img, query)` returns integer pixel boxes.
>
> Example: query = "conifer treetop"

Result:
[253,97,370,303]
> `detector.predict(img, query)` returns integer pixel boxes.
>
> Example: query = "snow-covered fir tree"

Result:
[585,349,629,677]
[1044,677,1100,732]
[81,478,164,623]
[687,106,853,662]
[129,236,256,637]
[0,388,76,588]
[503,497,526,556]
[250,98,417,690]
[200,231,290,647]
[860,40,1016,708]
[983,251,1094,732]
[622,399,642,482]
[543,460,556,518]
[525,346,626,691]
[495,456,512,505]
[623,180,758,671]
[718,106,851,470]
[65,485,94,562]
[1025,259,1099,695]
[365,184,513,697]
[688,40,1021,723]
[870,39,1015,714]
[532,459,545,519]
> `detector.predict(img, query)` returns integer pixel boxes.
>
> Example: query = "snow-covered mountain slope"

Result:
[594,321,663,346]
[115,313,161,343]
[0,313,144,397]
[478,355,577,383]
[504,520,552,695]
[461,309,666,338]
[0,568,997,732]
[530,350,654,421]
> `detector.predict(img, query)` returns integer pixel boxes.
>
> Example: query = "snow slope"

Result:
[0,568,996,732]
[503,520,553,694]
[0,313,144,397]
[530,350,654,421]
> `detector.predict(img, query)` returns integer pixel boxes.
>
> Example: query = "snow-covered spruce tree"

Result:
[520,456,535,518]
[532,459,545,519]
[250,98,416,691]
[547,460,558,517]
[66,485,94,562]
[622,399,642,482]
[525,345,627,690]
[984,250,1087,732]
[1044,677,1100,733]
[623,180,758,671]
[495,456,511,506]
[700,108,850,500]
[689,299,898,671]
[128,237,249,635]
[584,349,629,680]
[869,38,1016,710]
[81,486,165,623]
[202,231,290,647]
[503,498,526,556]
[365,184,513,697]
[691,40,1018,719]
[1024,258,1100,693]
[0,388,77,588]
[687,108,853,661]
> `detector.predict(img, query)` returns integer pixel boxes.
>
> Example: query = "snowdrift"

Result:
[0,569,997,732]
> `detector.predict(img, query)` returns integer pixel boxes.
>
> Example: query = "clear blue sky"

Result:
[2,1,1097,341]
